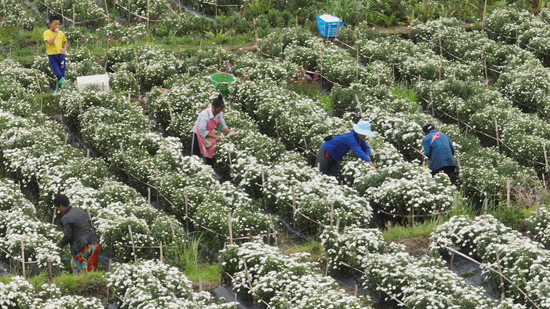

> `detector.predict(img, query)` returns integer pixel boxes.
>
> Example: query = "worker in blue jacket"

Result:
[315,120,376,178]
[422,123,455,177]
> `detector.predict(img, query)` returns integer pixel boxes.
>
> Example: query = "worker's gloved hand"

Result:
[214,135,222,142]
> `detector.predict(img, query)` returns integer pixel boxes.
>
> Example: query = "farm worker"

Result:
[315,120,376,178]
[422,123,456,177]
[192,94,236,166]
[43,16,68,96]
[54,194,100,275]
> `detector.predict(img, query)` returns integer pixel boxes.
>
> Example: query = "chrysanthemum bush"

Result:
[0,181,62,269]
[37,0,106,24]
[59,88,271,248]
[431,215,550,308]
[219,241,371,309]
[0,276,103,309]
[526,206,550,250]
[0,0,37,27]
[0,60,49,95]
[342,160,455,217]
[259,28,393,87]
[485,8,550,66]
[409,17,550,118]
[106,260,232,309]
[320,226,391,273]
[361,252,526,309]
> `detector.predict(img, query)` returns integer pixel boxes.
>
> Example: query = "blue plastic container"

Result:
[317,15,344,38]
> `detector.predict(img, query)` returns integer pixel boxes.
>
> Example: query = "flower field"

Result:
[2,1,550,308]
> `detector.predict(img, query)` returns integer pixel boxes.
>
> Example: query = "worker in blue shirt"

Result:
[422,123,456,177]
[315,120,376,178]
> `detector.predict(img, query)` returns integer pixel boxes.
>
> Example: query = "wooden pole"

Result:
[495,118,499,150]
[544,145,549,171]
[128,225,137,262]
[228,213,233,245]
[40,98,43,112]
[199,37,203,50]
[507,178,511,208]
[228,150,232,172]
[159,241,163,262]
[269,214,278,246]
[65,133,68,145]
[448,253,455,270]
[355,94,363,115]
[484,198,488,217]
[147,0,150,30]
[295,15,298,28]
[199,277,202,292]
[482,0,488,31]
[48,259,53,283]
[536,195,541,217]
[330,203,334,228]
[387,221,391,245]
[291,186,296,228]
[60,3,64,26]
[253,18,258,44]
[21,240,25,277]
[279,34,283,55]
[87,148,90,158]
[215,0,218,16]
[72,4,75,27]
[494,247,505,302]
[147,187,151,205]
[334,19,341,41]
[78,97,83,114]
[103,0,110,23]
[184,189,189,232]
[34,70,42,93]
[354,284,358,297]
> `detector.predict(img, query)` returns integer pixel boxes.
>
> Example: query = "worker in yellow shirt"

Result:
[43,16,68,96]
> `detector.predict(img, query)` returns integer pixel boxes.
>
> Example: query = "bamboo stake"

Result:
[79,97,83,114]
[253,18,258,43]
[104,0,110,22]
[449,253,455,270]
[48,259,52,283]
[184,189,189,232]
[334,19,341,41]
[60,3,64,26]
[199,38,203,50]
[228,213,233,245]
[303,137,308,152]
[147,187,151,205]
[295,15,298,28]
[269,214,278,246]
[495,118,499,150]
[507,178,511,208]
[65,133,68,145]
[355,94,363,115]
[34,70,42,93]
[291,186,296,228]
[178,0,181,13]
[199,277,202,292]
[128,225,137,262]
[330,203,334,228]
[482,0,488,31]
[494,247,505,302]
[228,149,232,172]
[147,0,150,30]
[40,98,43,113]
[536,195,541,217]
[484,198,489,217]
[72,4,75,27]
[387,221,391,245]
[159,241,163,261]
[354,284,358,297]
[21,240,25,277]
[215,0,217,16]
[280,34,283,55]
[544,145,549,171]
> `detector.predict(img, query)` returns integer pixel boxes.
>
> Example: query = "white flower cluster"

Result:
[431,215,550,308]
[58,88,270,247]
[0,59,49,95]
[38,0,105,23]
[0,0,36,27]
[106,259,232,309]
[361,252,526,309]
[220,241,371,309]
[0,180,62,268]
[526,207,550,250]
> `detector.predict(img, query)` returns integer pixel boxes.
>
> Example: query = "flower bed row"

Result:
[145,68,373,233]
[431,215,550,308]
[320,225,526,309]
[56,87,271,247]
[526,206,550,250]
[0,71,184,264]
[219,241,371,309]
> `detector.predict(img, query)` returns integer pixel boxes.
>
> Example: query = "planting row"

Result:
[220,240,371,309]
[321,225,526,309]
[431,215,550,308]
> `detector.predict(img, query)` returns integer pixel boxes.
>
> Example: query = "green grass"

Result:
[281,239,323,256]
[2,271,105,295]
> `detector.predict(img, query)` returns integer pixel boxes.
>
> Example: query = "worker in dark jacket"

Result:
[315,120,376,178]
[422,123,456,177]
[54,194,99,274]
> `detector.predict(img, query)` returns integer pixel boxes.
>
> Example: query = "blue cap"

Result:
[353,120,375,137]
